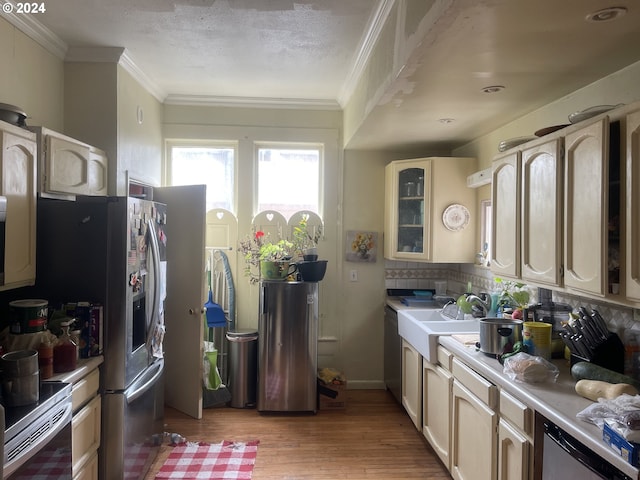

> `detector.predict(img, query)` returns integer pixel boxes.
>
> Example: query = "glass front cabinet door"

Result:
[384,157,477,263]
[385,160,429,259]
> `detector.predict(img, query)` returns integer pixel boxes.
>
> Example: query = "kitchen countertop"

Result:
[387,298,639,478]
[441,335,639,478]
[48,355,103,384]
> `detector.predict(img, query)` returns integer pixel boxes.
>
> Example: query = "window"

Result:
[167,143,235,212]
[256,145,321,219]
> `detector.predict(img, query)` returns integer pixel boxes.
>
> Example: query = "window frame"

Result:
[164,139,238,214]
[253,141,324,219]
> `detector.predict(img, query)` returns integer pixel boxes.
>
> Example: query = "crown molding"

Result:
[3,4,67,59]
[5,6,352,109]
[64,47,167,102]
[337,0,395,108]
[164,94,341,110]
[118,50,167,102]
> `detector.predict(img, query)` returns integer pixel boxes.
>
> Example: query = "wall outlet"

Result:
[349,270,358,282]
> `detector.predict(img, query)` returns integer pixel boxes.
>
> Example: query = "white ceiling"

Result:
[18,0,640,151]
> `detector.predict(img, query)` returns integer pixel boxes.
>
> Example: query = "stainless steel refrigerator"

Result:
[257,281,318,412]
[35,195,167,480]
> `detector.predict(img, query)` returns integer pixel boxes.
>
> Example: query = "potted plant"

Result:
[293,217,322,260]
[494,277,531,319]
[238,230,294,283]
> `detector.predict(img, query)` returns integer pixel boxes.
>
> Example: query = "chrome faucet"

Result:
[465,293,491,317]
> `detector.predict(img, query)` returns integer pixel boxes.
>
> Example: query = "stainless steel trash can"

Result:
[226,329,258,408]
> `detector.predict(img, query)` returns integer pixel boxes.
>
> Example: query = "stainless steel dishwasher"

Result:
[384,304,402,404]
[534,412,633,479]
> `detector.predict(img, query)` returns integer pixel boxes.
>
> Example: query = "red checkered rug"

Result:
[155,441,259,479]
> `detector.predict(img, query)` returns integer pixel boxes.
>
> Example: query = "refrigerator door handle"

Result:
[126,358,164,404]
[147,218,161,329]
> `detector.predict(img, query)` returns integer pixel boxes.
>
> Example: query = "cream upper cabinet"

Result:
[384,157,477,262]
[626,108,640,301]
[401,339,422,430]
[492,115,617,298]
[491,152,521,279]
[0,121,37,290]
[32,127,108,198]
[521,138,563,287]
[563,118,609,296]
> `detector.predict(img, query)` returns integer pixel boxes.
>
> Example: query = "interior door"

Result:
[155,185,206,419]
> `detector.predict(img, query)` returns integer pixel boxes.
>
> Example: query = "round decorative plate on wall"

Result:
[442,204,470,231]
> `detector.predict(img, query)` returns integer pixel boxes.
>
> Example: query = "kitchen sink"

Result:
[398,308,479,363]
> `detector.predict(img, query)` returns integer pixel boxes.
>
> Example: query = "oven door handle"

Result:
[126,358,164,404]
[3,402,72,477]
[545,421,609,475]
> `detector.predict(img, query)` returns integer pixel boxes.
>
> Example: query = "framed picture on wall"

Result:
[346,231,377,262]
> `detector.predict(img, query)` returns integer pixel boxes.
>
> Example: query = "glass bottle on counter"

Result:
[38,340,54,379]
[54,320,77,373]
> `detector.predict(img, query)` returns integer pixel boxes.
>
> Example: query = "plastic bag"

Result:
[203,340,222,390]
[502,352,559,383]
[577,394,640,442]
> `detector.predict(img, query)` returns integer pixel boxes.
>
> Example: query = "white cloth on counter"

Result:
[577,394,640,442]
[1,328,57,351]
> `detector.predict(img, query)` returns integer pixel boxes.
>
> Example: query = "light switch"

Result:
[350,270,358,282]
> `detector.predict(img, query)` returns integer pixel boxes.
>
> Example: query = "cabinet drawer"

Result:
[437,346,453,371]
[72,368,100,413]
[72,394,101,473]
[73,451,98,480]
[452,357,497,408]
[499,389,532,436]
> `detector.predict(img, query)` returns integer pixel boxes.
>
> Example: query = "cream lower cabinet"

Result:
[401,339,422,430]
[450,358,498,480]
[0,120,37,290]
[422,347,453,469]
[497,390,533,480]
[72,368,102,480]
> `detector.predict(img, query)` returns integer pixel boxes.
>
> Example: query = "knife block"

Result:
[569,332,625,373]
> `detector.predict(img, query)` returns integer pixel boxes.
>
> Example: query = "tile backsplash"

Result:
[385,260,636,334]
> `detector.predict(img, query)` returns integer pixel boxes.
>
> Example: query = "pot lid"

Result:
[0,103,27,117]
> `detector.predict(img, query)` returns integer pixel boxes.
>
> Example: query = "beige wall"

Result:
[0,17,64,130]
[65,61,163,195]
[453,60,640,165]
[340,150,389,386]
[163,105,344,368]
[117,66,164,194]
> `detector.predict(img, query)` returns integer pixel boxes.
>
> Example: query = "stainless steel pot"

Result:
[478,317,523,356]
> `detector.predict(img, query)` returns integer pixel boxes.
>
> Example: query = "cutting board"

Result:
[452,334,479,346]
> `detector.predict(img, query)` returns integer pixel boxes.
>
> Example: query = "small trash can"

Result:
[226,329,258,408]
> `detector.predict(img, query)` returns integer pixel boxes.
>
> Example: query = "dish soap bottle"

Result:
[54,320,77,373]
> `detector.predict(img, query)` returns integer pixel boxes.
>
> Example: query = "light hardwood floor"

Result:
[145,389,451,479]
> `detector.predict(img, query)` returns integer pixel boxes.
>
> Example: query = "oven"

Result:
[3,382,72,479]
[534,412,632,480]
